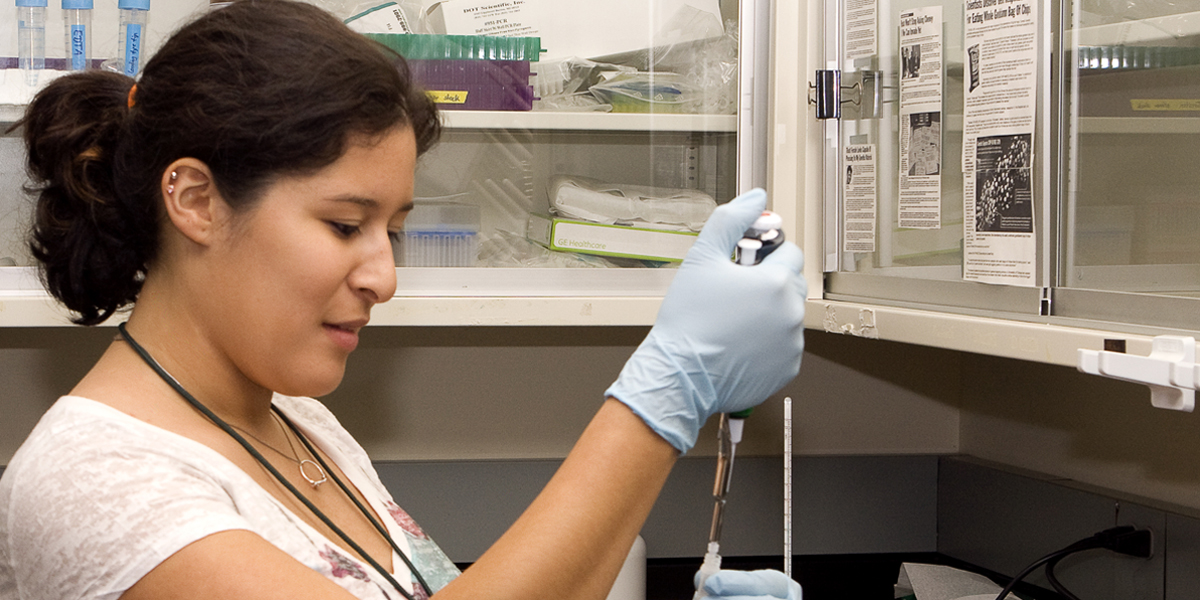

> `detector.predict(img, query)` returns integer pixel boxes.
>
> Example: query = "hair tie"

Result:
[127,83,138,109]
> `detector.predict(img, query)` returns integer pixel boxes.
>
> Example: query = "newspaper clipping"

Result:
[846,0,878,61]
[898,6,943,230]
[844,144,877,253]
[962,0,1038,286]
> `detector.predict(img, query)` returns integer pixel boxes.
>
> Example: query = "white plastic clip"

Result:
[1078,336,1196,412]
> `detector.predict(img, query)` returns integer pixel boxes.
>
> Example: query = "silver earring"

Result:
[167,171,177,195]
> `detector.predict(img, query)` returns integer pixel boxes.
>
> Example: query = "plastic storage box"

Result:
[367,33,541,111]
[396,202,480,267]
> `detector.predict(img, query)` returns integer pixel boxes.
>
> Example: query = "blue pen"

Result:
[63,0,93,71]
[118,0,150,76]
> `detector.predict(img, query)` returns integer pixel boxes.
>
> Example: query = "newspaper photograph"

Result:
[898,6,943,230]
[962,0,1038,286]
[843,144,877,253]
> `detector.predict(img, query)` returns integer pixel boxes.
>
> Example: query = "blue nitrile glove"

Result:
[695,569,802,600]
[604,188,806,453]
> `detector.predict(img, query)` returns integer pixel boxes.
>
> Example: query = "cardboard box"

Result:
[526,214,698,262]
[424,0,724,62]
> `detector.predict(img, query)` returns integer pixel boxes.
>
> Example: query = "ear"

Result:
[160,158,229,246]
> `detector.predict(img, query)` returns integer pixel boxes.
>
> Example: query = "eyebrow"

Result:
[330,196,415,214]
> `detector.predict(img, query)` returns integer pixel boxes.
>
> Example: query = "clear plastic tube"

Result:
[17,1,48,86]
[63,0,94,71]
[118,0,150,76]
[692,542,722,600]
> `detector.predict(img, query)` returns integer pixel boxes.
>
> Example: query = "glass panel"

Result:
[0,130,34,268]
[400,0,743,279]
[1063,0,1200,301]
[411,123,736,273]
[826,0,1049,316]
[836,0,967,282]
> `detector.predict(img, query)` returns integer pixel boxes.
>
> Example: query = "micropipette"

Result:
[696,211,785,599]
[694,410,750,600]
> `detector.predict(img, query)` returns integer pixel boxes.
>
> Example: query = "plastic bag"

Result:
[548,175,717,232]
[588,72,704,114]
[341,1,425,33]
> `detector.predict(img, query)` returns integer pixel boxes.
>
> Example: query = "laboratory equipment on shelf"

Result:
[117,0,150,76]
[17,0,47,85]
[63,0,93,71]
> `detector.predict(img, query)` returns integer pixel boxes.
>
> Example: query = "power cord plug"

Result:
[1093,525,1152,558]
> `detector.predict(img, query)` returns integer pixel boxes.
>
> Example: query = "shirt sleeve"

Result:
[2,415,254,600]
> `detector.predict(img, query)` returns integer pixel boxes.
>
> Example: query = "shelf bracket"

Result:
[1078,335,1197,412]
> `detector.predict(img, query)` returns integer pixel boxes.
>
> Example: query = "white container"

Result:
[397,202,480,267]
[606,535,647,600]
[117,0,150,76]
[63,0,94,71]
[17,0,47,85]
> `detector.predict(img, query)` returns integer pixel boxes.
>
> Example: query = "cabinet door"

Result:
[812,0,1200,346]
[820,0,1052,320]
[1053,0,1200,334]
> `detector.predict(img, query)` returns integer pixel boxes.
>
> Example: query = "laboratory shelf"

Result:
[1077,117,1200,134]
[0,267,672,327]
[3,107,738,133]
[441,110,737,132]
[0,105,21,125]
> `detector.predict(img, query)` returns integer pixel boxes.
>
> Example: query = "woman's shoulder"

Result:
[2,396,239,493]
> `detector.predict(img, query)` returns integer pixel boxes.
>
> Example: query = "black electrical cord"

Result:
[118,322,431,600]
[1044,554,1082,600]
[992,541,1091,600]
[993,526,1151,600]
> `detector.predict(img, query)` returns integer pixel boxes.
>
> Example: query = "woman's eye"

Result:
[329,222,360,238]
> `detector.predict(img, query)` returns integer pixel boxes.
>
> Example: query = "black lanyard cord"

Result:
[116,323,429,600]
[275,408,434,596]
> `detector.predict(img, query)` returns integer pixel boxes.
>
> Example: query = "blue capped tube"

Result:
[117,0,150,76]
[17,0,47,85]
[63,0,94,71]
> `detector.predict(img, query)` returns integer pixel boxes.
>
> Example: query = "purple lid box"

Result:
[409,59,534,111]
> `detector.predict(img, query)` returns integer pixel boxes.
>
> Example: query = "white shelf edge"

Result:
[4,105,739,133]
[809,298,1170,368]
[441,110,737,132]
[0,293,662,327]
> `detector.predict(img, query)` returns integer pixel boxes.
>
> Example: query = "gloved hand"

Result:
[696,569,803,600]
[605,188,806,453]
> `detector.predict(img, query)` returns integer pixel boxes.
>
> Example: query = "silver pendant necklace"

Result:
[229,412,328,488]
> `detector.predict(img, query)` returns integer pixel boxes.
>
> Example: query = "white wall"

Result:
[958,351,1200,512]
[0,327,963,464]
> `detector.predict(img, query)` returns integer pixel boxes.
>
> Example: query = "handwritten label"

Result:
[428,91,469,104]
[1131,99,1200,112]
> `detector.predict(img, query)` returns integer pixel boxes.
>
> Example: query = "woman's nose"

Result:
[351,231,398,304]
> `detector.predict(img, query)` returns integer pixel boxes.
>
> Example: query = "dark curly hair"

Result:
[17,0,441,325]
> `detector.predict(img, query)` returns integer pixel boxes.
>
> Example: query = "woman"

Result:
[0,2,806,599]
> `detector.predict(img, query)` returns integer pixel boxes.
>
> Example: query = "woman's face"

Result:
[202,126,417,398]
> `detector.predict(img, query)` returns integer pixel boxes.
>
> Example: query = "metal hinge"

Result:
[808,69,885,120]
